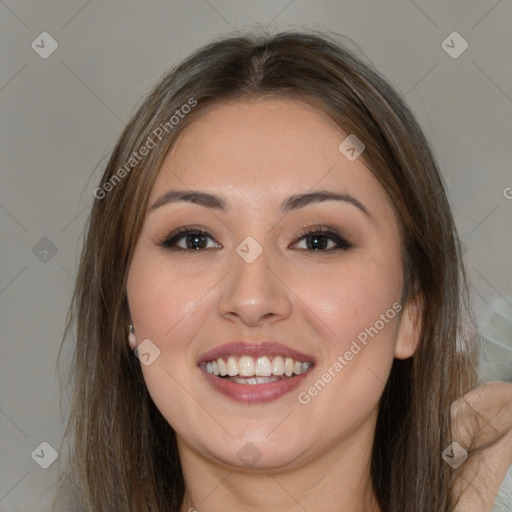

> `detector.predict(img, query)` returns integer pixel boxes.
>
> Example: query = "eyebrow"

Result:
[150,189,370,217]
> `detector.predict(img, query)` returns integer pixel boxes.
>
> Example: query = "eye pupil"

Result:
[187,234,207,249]
[308,235,328,250]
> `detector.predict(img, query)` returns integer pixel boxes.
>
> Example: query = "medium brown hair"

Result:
[57,30,480,511]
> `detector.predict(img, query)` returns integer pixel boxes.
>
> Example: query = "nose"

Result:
[218,244,293,327]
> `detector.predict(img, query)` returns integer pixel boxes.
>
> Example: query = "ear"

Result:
[394,294,423,359]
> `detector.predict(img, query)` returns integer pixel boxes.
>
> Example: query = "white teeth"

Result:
[301,362,312,373]
[237,377,257,385]
[256,376,275,384]
[239,356,255,377]
[204,355,313,379]
[227,356,238,376]
[284,357,294,377]
[231,376,281,385]
[218,358,227,376]
[255,356,272,376]
[271,356,285,376]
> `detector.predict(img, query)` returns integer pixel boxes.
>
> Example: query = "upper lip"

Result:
[198,341,316,364]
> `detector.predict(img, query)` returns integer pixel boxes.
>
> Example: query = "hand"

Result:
[450,381,512,511]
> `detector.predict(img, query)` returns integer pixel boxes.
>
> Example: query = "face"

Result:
[126,98,419,471]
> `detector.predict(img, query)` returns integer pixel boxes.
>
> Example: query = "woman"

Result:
[57,31,512,511]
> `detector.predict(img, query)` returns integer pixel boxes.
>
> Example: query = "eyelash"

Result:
[158,225,352,252]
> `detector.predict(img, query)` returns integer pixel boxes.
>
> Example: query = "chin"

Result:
[186,428,313,472]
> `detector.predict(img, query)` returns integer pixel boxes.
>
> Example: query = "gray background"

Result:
[1,1,511,510]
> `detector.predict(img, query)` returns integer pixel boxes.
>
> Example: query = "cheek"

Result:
[127,254,213,344]
[294,251,402,346]
[126,255,218,432]
[291,254,402,412]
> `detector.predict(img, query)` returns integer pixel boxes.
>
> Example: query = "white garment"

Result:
[493,464,512,512]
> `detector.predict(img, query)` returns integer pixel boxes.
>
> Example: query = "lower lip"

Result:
[200,368,312,404]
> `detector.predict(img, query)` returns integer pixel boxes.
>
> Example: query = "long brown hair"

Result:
[57,30,480,511]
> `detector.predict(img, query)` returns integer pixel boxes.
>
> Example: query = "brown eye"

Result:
[292,228,352,251]
[160,228,221,251]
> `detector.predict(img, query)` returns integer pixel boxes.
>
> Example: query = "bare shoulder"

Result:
[450,381,512,511]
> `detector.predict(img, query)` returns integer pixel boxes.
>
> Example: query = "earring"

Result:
[128,324,137,350]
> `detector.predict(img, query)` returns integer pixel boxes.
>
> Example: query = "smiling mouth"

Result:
[202,355,314,385]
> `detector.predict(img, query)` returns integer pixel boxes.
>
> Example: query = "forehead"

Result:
[150,98,391,216]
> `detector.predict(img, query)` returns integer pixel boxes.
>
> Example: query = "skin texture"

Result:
[451,381,512,511]
[126,98,422,512]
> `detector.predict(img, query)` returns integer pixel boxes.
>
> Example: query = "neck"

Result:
[178,411,381,512]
